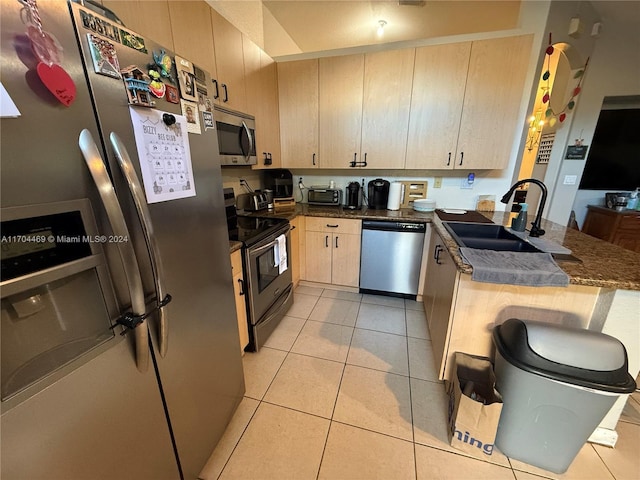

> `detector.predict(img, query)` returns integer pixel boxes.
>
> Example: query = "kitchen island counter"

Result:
[246,205,640,291]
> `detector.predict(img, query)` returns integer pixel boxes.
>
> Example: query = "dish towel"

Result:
[459,247,569,287]
[273,234,288,274]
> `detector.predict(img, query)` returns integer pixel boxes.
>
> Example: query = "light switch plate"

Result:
[434,177,442,188]
[563,175,577,185]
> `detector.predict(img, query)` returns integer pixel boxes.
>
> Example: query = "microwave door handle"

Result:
[78,129,149,373]
[110,132,171,358]
[241,120,253,160]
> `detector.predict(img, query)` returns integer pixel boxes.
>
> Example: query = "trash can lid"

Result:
[493,319,636,394]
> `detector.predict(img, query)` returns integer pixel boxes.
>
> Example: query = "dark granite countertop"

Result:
[238,204,640,291]
[229,240,242,254]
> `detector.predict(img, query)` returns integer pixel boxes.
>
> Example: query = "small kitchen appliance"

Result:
[236,192,269,212]
[346,182,362,209]
[262,169,294,198]
[308,188,342,206]
[368,179,390,209]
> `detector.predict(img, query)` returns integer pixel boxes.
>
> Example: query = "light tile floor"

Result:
[202,287,640,480]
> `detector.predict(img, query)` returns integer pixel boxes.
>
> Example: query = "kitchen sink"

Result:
[442,222,542,253]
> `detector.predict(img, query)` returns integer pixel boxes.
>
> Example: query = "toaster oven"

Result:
[308,188,342,206]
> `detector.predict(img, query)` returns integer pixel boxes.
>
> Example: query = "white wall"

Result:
[545,2,640,226]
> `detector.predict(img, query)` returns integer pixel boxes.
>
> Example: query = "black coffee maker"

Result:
[345,182,362,210]
[368,179,390,209]
[262,169,293,198]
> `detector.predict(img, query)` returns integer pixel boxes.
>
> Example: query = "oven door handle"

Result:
[249,228,291,256]
[79,129,149,373]
[110,132,170,358]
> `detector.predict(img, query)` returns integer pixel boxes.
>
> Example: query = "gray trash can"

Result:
[492,318,636,474]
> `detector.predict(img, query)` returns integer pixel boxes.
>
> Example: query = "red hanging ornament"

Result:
[573,86,581,96]
[542,92,550,103]
[559,113,566,122]
[546,45,554,55]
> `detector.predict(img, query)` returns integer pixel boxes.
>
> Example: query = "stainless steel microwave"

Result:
[308,188,342,206]
[213,105,257,166]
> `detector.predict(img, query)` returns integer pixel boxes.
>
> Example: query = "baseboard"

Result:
[588,427,618,447]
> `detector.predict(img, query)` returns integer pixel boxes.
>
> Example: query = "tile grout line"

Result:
[315,297,360,480]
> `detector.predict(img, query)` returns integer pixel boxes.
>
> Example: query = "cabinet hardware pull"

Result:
[326,224,339,228]
[212,79,219,99]
[312,153,316,166]
[459,151,464,166]
[237,278,245,296]
[434,245,443,264]
[447,152,451,166]
[325,235,329,248]
[222,84,229,102]
[350,152,357,168]
[335,236,338,248]
[363,152,367,167]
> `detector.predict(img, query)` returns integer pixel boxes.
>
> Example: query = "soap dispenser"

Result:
[511,203,528,232]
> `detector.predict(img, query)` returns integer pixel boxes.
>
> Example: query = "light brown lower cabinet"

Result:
[230,250,249,354]
[290,216,301,287]
[304,217,361,287]
[424,229,603,381]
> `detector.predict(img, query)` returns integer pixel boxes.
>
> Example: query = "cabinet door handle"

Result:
[212,79,219,99]
[326,224,339,228]
[335,236,338,248]
[434,245,443,264]
[447,152,451,166]
[325,235,329,248]
[363,152,367,167]
[312,153,316,166]
[459,151,464,166]
[237,278,245,296]
[350,152,357,168]
[222,83,228,102]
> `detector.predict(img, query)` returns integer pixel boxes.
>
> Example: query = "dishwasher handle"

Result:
[362,220,426,233]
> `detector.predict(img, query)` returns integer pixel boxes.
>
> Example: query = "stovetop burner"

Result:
[225,187,288,246]
[228,216,288,246]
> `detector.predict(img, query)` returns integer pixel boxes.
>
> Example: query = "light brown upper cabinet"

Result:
[167,1,216,76]
[319,54,365,169]
[243,36,281,169]
[210,9,247,112]
[406,35,533,170]
[405,42,471,169]
[278,60,319,169]
[102,1,175,49]
[318,50,414,170]
[360,49,415,169]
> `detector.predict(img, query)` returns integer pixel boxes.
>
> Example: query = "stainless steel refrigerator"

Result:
[1,1,244,478]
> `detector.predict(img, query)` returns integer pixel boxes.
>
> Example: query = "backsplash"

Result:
[221,167,516,211]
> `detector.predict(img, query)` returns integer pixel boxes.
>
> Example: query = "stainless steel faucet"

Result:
[501,178,547,237]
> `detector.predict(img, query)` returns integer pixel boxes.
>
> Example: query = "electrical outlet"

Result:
[563,175,577,185]
[434,177,442,189]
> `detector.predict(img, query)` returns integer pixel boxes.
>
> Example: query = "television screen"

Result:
[578,108,640,190]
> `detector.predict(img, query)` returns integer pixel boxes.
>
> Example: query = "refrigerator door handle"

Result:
[78,129,150,373]
[109,132,170,358]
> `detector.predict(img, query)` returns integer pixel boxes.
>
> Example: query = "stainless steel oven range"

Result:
[225,188,293,351]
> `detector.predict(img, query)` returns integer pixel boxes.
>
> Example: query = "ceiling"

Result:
[258,1,640,58]
[263,0,521,55]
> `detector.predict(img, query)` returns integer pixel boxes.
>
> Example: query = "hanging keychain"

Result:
[23,0,76,106]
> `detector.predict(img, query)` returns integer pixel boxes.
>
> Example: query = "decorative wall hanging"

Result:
[540,33,589,126]
[24,0,76,106]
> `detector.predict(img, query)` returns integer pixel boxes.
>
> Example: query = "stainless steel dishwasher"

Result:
[360,220,426,298]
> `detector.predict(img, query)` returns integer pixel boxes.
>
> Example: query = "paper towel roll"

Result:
[387,182,403,210]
